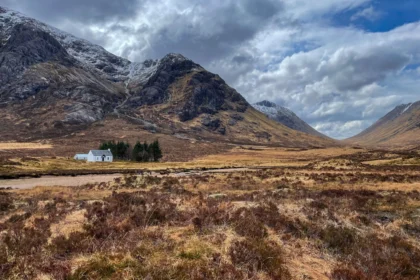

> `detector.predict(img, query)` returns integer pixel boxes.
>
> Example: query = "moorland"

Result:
[1,145,420,279]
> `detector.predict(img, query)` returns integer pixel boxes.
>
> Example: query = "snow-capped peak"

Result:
[0,6,159,85]
[253,100,295,119]
[401,103,413,115]
[252,100,326,137]
[163,53,189,62]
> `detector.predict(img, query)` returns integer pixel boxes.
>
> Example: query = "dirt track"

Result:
[0,174,123,189]
[0,168,254,189]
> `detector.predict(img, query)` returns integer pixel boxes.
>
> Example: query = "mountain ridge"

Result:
[346,101,420,148]
[0,6,337,151]
[252,100,328,138]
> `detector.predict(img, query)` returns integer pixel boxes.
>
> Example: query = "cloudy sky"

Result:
[2,0,420,138]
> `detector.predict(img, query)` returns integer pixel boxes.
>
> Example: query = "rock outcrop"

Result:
[0,6,337,148]
[253,100,327,138]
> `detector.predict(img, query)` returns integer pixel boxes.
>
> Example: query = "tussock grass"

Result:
[1,148,420,279]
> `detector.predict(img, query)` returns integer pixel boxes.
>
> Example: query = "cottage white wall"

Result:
[74,154,88,160]
[87,151,95,162]
[105,156,113,162]
[87,151,113,162]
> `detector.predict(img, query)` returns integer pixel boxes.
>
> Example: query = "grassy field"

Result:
[1,147,420,279]
[0,142,52,150]
[0,147,365,178]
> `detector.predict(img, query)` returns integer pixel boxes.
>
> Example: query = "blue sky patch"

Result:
[333,0,420,32]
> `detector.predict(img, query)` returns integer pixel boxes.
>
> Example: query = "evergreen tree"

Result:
[151,140,163,162]
[100,140,162,162]
[132,141,144,162]
[116,141,129,159]
[99,140,129,160]
[142,142,150,162]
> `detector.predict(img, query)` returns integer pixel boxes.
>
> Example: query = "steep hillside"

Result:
[0,7,337,151]
[346,101,420,147]
[253,100,327,138]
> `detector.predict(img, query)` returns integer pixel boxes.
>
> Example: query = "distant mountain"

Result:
[346,101,420,147]
[253,101,327,137]
[0,7,336,150]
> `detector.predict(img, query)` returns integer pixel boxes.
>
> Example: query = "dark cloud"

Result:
[232,54,254,65]
[1,0,141,24]
[328,47,410,92]
[1,0,419,139]
[140,1,284,64]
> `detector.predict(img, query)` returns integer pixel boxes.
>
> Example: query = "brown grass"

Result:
[0,142,52,150]
[1,148,420,279]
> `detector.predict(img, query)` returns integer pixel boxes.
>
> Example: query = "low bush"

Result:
[0,191,14,212]
[49,232,90,257]
[320,226,358,254]
[68,255,136,280]
[331,235,420,279]
[84,191,180,239]
[231,208,268,239]
[229,238,291,279]
[331,265,369,280]
[191,200,230,232]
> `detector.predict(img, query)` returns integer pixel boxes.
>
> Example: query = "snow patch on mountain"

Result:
[401,103,413,115]
[252,100,295,120]
[252,100,326,137]
[0,7,158,85]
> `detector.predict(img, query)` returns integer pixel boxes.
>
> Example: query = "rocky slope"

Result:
[253,100,327,137]
[346,101,420,148]
[0,6,336,149]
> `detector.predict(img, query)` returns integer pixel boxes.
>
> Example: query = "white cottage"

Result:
[87,149,113,162]
[74,153,88,160]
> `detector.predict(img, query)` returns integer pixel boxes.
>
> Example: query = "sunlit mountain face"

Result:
[2,1,420,139]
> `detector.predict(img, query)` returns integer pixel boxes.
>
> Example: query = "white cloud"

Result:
[351,6,382,21]
[314,120,366,139]
[228,21,420,138]
[4,0,420,139]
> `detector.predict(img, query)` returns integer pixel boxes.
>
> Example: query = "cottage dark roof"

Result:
[89,150,113,157]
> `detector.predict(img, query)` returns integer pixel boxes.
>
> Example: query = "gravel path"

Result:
[0,167,255,189]
[0,174,123,189]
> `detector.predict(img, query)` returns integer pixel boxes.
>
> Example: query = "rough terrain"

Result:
[0,7,336,148]
[1,147,420,279]
[347,101,420,148]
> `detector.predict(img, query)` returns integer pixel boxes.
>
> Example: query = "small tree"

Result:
[101,140,162,162]
[132,141,144,162]
[99,140,129,160]
[151,140,163,162]
[116,141,129,160]
[142,142,150,162]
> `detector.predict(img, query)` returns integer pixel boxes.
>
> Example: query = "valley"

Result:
[1,5,420,280]
[1,146,420,279]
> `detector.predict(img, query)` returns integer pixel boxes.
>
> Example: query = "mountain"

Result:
[253,101,327,138]
[346,101,420,148]
[0,7,336,156]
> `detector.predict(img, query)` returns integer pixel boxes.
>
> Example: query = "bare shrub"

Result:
[3,218,51,258]
[231,207,268,239]
[68,255,136,280]
[0,191,14,212]
[84,191,179,239]
[229,238,291,279]
[191,199,231,232]
[49,232,90,257]
[331,265,369,280]
[331,234,420,279]
[320,226,358,254]
[251,202,314,238]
